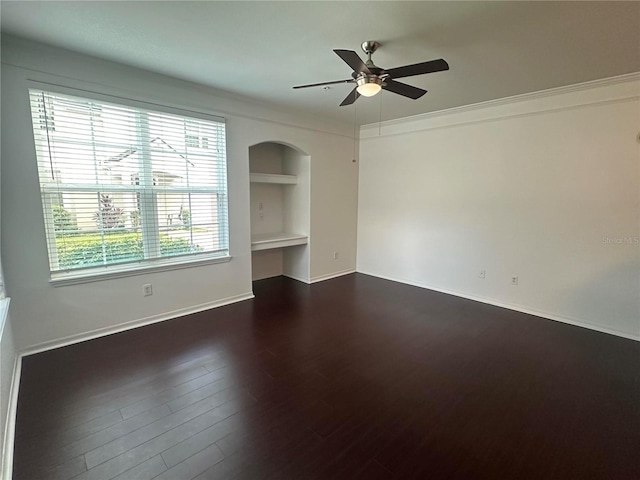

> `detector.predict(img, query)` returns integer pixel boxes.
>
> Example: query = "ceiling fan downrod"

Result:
[361,41,380,68]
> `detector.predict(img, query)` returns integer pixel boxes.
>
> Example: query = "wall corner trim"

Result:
[0,299,16,480]
[1,352,21,480]
[356,270,640,342]
[21,292,255,357]
[0,298,10,341]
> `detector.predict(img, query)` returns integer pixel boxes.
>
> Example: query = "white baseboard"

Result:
[283,272,310,284]
[252,272,283,282]
[357,270,640,341]
[310,269,356,284]
[21,292,255,357]
[284,269,356,285]
[1,353,21,480]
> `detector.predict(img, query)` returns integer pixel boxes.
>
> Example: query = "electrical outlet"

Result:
[511,276,518,286]
[479,269,486,279]
[143,284,153,296]
[333,252,339,260]
[258,202,263,211]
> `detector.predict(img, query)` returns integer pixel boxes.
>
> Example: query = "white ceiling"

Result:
[1,1,639,125]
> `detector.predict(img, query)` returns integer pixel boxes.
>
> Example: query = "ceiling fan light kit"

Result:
[293,40,449,106]
[356,76,382,97]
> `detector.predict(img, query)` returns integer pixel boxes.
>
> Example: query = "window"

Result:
[28,89,229,280]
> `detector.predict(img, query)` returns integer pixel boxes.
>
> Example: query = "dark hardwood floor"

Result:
[13,274,639,480]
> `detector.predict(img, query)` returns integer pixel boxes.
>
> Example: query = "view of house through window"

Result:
[29,89,229,275]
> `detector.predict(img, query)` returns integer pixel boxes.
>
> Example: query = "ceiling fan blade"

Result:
[293,79,354,89]
[339,87,360,106]
[383,79,427,99]
[385,58,449,79]
[334,49,371,74]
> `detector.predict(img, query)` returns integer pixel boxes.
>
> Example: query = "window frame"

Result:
[27,83,232,286]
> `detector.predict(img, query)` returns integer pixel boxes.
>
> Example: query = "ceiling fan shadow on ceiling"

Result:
[293,41,449,106]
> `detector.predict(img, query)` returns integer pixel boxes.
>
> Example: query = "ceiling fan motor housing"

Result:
[356,75,383,88]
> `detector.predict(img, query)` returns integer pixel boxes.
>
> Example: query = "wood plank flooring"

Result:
[12,273,640,479]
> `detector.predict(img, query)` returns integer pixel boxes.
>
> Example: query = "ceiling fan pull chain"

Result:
[378,93,383,136]
[353,100,358,162]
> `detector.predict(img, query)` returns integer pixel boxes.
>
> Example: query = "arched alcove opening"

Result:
[248,142,310,283]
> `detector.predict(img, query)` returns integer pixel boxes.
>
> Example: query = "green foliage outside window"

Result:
[52,204,77,233]
[55,232,201,269]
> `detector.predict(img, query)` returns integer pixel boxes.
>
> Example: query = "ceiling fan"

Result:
[293,41,449,106]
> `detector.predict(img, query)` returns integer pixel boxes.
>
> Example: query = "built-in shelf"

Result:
[249,142,309,281]
[251,232,308,251]
[250,173,297,185]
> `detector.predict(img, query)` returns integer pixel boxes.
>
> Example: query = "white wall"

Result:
[357,75,640,340]
[251,250,283,281]
[1,97,18,476]
[0,35,358,351]
[0,65,18,475]
[310,145,359,282]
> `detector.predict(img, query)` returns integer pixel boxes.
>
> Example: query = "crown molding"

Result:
[361,72,640,137]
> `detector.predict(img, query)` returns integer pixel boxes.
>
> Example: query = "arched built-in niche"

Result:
[249,142,310,282]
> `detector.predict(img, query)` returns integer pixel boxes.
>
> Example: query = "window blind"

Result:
[28,89,229,275]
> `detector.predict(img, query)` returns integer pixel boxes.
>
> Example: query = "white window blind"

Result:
[28,89,229,276]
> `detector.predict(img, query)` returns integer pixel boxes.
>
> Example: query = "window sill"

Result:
[50,254,231,286]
